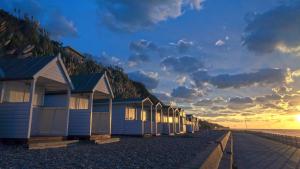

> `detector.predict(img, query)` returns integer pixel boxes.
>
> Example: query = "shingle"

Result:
[0,56,55,80]
[70,73,104,93]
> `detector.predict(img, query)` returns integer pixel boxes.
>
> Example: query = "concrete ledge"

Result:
[218,134,233,169]
[180,131,231,169]
[199,131,231,169]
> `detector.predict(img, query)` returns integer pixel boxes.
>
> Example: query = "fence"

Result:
[247,131,300,148]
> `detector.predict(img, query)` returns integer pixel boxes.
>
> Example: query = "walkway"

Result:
[233,132,300,169]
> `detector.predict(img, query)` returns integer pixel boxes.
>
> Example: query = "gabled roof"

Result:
[71,73,103,93]
[0,56,56,80]
[70,72,114,97]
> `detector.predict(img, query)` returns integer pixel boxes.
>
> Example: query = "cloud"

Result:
[194,99,213,106]
[128,53,150,67]
[192,68,288,89]
[129,39,157,52]
[97,0,204,32]
[45,11,78,40]
[127,39,159,66]
[171,86,203,99]
[97,52,124,67]
[255,94,281,103]
[161,56,204,74]
[176,76,187,85]
[215,40,225,46]
[153,92,172,103]
[243,1,300,55]
[229,97,253,104]
[128,70,159,90]
[170,39,194,53]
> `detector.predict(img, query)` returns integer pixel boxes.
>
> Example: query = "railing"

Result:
[247,131,300,148]
[31,107,68,136]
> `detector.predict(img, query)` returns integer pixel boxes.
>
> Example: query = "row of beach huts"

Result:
[0,55,201,146]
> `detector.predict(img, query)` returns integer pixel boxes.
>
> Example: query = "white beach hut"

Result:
[0,56,73,140]
[94,97,153,136]
[162,106,175,135]
[68,73,114,140]
[153,101,163,136]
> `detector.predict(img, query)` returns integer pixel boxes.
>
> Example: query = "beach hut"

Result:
[153,101,163,136]
[0,56,73,140]
[94,97,153,136]
[186,114,195,133]
[162,106,175,135]
[180,111,187,133]
[68,73,114,140]
[174,108,181,134]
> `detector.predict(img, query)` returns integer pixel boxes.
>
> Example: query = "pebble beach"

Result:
[0,131,225,169]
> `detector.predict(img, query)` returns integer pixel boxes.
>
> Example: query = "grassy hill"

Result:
[0,9,159,101]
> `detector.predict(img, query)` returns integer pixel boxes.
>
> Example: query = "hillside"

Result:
[0,9,159,101]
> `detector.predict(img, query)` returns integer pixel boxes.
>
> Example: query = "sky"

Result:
[1,0,300,129]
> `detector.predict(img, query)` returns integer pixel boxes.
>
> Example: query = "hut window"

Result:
[69,96,89,109]
[156,112,161,122]
[3,81,30,103]
[125,107,136,120]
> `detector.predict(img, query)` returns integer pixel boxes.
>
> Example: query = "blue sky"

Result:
[2,0,300,128]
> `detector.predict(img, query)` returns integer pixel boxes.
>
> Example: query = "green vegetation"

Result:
[0,9,158,100]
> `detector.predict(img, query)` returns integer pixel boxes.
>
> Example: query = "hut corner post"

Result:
[109,98,112,135]
[27,79,36,139]
[88,93,94,136]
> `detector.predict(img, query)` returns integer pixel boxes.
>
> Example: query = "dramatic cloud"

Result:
[170,39,194,53]
[97,0,204,32]
[243,1,300,55]
[171,86,203,99]
[161,56,204,74]
[128,70,159,90]
[45,11,78,40]
[192,68,288,89]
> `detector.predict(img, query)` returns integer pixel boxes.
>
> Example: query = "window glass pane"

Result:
[156,112,161,122]
[3,81,30,103]
[125,107,136,120]
[69,97,77,109]
[78,97,89,109]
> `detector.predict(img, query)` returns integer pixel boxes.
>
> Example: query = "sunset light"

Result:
[296,114,300,123]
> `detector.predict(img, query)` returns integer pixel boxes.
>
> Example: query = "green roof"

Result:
[70,73,104,93]
[0,56,56,80]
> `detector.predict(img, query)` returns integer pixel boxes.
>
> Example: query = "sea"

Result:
[249,129,300,137]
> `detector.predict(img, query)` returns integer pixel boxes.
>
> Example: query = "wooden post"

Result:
[27,79,36,139]
[109,98,112,135]
[65,89,71,136]
[88,93,94,136]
